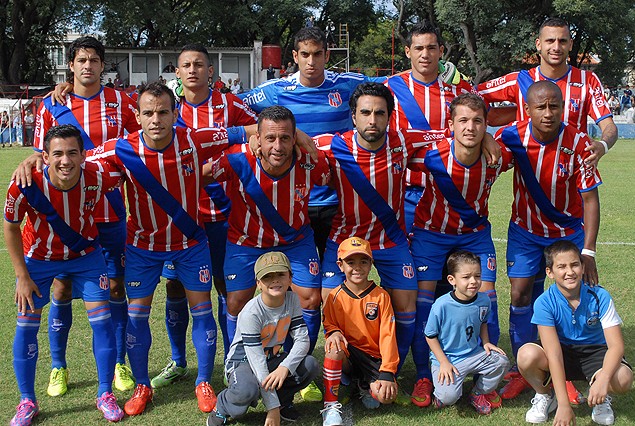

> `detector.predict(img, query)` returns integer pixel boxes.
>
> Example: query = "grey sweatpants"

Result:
[216,353,319,419]
[431,350,509,405]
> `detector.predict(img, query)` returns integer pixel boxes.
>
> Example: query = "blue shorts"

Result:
[410,225,497,282]
[125,242,213,299]
[403,186,423,235]
[224,235,321,292]
[97,221,126,279]
[22,249,110,309]
[506,221,585,278]
[162,220,228,281]
[321,239,417,290]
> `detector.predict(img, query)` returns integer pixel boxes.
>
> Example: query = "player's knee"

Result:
[301,355,320,382]
[227,293,251,316]
[517,344,544,372]
[109,277,126,298]
[611,365,633,394]
[298,289,321,310]
[165,279,186,298]
[435,388,461,406]
[52,279,72,301]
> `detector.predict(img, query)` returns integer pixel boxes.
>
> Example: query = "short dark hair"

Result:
[68,36,105,63]
[179,43,210,65]
[258,105,296,133]
[138,81,176,111]
[526,80,563,104]
[450,93,488,120]
[544,240,581,269]
[349,82,395,117]
[43,125,83,153]
[406,21,443,47]
[539,17,571,38]
[447,250,481,276]
[294,27,327,51]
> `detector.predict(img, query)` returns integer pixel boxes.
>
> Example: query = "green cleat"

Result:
[47,367,69,397]
[300,381,323,402]
[114,363,135,391]
[394,386,412,406]
[150,360,187,388]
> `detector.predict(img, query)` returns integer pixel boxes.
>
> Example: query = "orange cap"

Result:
[337,237,373,260]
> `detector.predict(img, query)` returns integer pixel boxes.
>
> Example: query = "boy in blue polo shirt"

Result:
[517,240,633,425]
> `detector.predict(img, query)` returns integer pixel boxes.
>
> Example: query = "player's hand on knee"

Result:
[438,361,458,385]
[15,277,41,314]
[325,331,348,354]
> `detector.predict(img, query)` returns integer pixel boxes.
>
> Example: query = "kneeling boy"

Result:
[321,237,399,426]
[518,240,632,425]
[425,251,509,414]
[207,251,319,426]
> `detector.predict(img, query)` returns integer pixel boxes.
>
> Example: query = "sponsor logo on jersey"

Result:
[570,98,580,112]
[85,185,99,191]
[199,266,211,283]
[105,102,120,108]
[99,274,109,290]
[487,256,496,271]
[486,77,506,89]
[365,302,379,320]
[243,90,267,104]
[560,146,574,155]
[402,264,414,278]
[569,82,583,88]
[180,147,194,156]
[309,260,319,275]
[300,162,315,170]
[479,306,489,322]
[328,91,343,108]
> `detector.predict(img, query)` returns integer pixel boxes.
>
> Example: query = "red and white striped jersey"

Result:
[316,129,445,250]
[4,161,121,261]
[33,86,140,223]
[409,138,514,234]
[496,121,602,238]
[211,145,331,248]
[477,66,612,129]
[177,89,258,223]
[88,126,234,251]
[386,71,474,187]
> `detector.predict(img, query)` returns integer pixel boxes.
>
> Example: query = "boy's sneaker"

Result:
[592,396,614,425]
[280,403,301,422]
[525,393,557,423]
[469,392,492,415]
[114,363,135,391]
[10,398,39,426]
[151,359,187,388]
[206,409,227,426]
[195,381,217,413]
[96,392,124,422]
[432,396,446,409]
[360,388,380,409]
[566,381,587,406]
[500,375,531,399]
[47,367,69,397]
[484,390,503,409]
[321,402,343,426]
[411,378,433,407]
[124,383,153,416]
[300,381,323,402]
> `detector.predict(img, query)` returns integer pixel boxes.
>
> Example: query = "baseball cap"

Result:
[337,237,373,260]
[254,251,292,280]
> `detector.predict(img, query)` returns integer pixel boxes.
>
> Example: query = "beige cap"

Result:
[337,237,373,260]
[254,251,292,280]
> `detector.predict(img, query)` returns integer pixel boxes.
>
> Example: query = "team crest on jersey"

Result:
[84,198,96,210]
[294,186,309,201]
[199,266,211,283]
[300,162,315,170]
[487,255,496,271]
[365,302,379,320]
[479,306,489,322]
[182,162,195,176]
[403,264,414,278]
[106,114,118,127]
[557,163,571,178]
[328,91,343,108]
[309,260,319,276]
[392,162,403,174]
[569,98,580,112]
[99,274,109,290]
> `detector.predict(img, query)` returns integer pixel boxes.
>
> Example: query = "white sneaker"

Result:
[321,402,343,426]
[525,393,557,423]
[592,396,614,425]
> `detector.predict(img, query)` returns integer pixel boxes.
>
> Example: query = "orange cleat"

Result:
[566,381,586,406]
[124,384,153,416]
[196,381,217,413]
[484,390,503,409]
[500,375,531,400]
[411,378,433,407]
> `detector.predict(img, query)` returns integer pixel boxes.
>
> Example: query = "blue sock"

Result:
[14,312,41,401]
[484,290,500,346]
[302,308,321,354]
[191,301,217,385]
[87,305,116,396]
[412,289,433,380]
[395,310,416,375]
[48,298,72,369]
[509,305,533,359]
[126,304,152,387]
[166,297,189,368]
[109,296,128,365]
[217,295,230,359]
[227,312,238,346]
[530,276,545,342]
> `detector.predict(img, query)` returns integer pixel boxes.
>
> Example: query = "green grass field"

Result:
[0,142,634,425]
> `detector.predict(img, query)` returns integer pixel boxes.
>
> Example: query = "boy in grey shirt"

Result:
[207,252,319,426]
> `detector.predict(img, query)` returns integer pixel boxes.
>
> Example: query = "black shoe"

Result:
[280,404,300,422]
[206,409,227,426]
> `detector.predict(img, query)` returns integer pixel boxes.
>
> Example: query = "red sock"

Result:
[323,357,343,404]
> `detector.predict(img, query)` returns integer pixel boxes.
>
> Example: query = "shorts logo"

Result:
[402,264,414,279]
[199,267,211,283]
[309,260,319,276]
[487,256,496,272]
[128,281,141,287]
[99,274,109,291]
[328,91,342,108]
[506,261,515,267]
[324,271,335,278]
[226,274,237,281]
[365,302,379,320]
[417,265,429,272]
[479,306,489,322]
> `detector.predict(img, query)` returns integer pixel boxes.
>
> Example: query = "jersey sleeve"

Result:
[33,102,54,152]
[424,301,442,338]
[193,127,243,160]
[311,151,331,186]
[586,72,613,124]
[377,291,399,378]
[238,82,278,113]
[86,139,123,172]
[226,93,258,126]
[210,150,237,183]
[575,135,602,192]
[121,96,141,133]
[404,128,447,154]
[498,140,515,173]
[531,294,556,327]
[4,181,27,223]
[279,293,310,375]
[477,72,520,104]
[597,288,622,329]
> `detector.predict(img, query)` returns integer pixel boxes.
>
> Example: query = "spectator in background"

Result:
[287,61,296,74]
[607,94,620,115]
[12,112,22,145]
[267,64,276,80]
[231,77,243,94]
[109,62,118,72]
[163,61,176,72]
[24,110,34,146]
[114,73,123,89]
[1,111,11,147]
[213,76,225,91]
[105,78,115,88]
[625,104,635,123]
[620,85,632,111]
